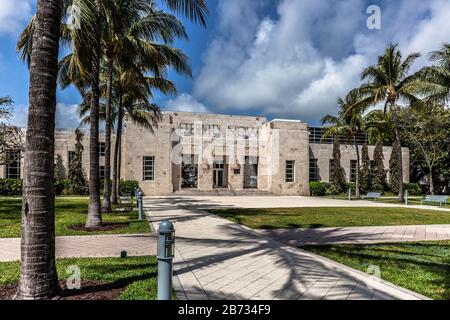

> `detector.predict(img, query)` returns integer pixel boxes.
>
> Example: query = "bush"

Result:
[120,180,139,197]
[309,182,329,196]
[405,183,423,196]
[54,179,70,196]
[0,179,23,196]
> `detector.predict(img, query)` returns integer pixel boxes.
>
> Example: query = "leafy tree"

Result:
[0,97,24,165]
[69,129,88,195]
[360,144,371,193]
[389,140,401,194]
[399,106,450,194]
[16,0,63,300]
[372,140,387,193]
[329,137,347,194]
[350,44,423,201]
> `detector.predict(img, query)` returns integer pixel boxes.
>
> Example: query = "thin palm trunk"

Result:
[117,112,123,197]
[16,0,61,299]
[354,137,361,199]
[392,110,405,202]
[86,0,103,227]
[112,97,123,204]
[102,61,113,212]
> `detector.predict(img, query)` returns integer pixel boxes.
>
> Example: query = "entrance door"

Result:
[244,156,258,188]
[213,161,226,188]
[181,155,198,188]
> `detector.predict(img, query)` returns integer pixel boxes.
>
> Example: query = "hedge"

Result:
[0,179,23,196]
[119,180,139,197]
[404,183,423,196]
[309,182,329,196]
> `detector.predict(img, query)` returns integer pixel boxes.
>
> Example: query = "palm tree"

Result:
[322,92,365,198]
[16,0,63,299]
[350,44,422,202]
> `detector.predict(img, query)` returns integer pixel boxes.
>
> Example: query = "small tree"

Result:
[372,140,387,193]
[330,137,347,194]
[69,129,88,195]
[389,140,402,194]
[0,97,24,165]
[360,144,371,192]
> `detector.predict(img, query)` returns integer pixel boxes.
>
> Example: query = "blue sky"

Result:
[1,0,450,128]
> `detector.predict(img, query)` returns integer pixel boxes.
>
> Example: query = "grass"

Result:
[0,197,150,238]
[0,256,159,300]
[210,207,450,229]
[303,241,450,300]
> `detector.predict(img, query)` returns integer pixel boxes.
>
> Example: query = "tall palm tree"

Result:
[350,44,422,202]
[16,0,63,299]
[322,92,365,198]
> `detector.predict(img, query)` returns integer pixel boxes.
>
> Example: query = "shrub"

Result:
[0,179,23,196]
[405,183,423,196]
[309,182,329,196]
[120,180,139,197]
[54,179,70,196]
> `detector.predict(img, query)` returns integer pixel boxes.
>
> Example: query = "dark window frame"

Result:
[285,160,295,183]
[143,156,155,181]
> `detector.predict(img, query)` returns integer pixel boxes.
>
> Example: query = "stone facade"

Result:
[1,111,410,196]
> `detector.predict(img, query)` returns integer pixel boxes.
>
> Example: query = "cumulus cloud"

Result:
[11,103,81,129]
[0,0,34,36]
[191,0,450,123]
[164,93,209,113]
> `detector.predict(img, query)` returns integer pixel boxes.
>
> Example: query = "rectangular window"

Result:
[329,159,335,178]
[350,160,357,183]
[5,150,21,179]
[99,142,106,157]
[285,160,295,183]
[99,166,105,180]
[68,151,76,166]
[309,159,319,182]
[143,156,155,181]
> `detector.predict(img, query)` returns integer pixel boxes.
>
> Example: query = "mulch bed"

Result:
[0,280,125,300]
[69,223,129,232]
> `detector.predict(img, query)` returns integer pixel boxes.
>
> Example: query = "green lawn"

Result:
[0,197,150,238]
[0,256,159,300]
[303,241,450,300]
[210,207,450,229]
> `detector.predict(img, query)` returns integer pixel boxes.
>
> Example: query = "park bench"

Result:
[363,192,381,200]
[120,194,131,205]
[420,195,448,207]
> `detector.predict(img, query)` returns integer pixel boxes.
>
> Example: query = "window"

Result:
[143,156,155,181]
[329,159,335,178]
[5,151,21,179]
[350,160,357,183]
[309,159,319,182]
[308,127,368,145]
[68,151,76,166]
[99,166,105,180]
[285,160,295,183]
[99,142,106,157]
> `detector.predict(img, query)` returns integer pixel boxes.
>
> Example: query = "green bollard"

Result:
[157,220,175,300]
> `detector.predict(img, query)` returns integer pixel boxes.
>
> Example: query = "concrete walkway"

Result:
[260,225,450,245]
[144,197,429,300]
[0,234,156,262]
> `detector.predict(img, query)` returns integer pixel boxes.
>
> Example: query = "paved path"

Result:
[144,197,429,300]
[0,234,156,262]
[259,225,450,245]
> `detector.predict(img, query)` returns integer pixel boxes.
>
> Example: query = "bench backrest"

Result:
[120,194,131,203]
[424,195,448,202]
[366,192,381,198]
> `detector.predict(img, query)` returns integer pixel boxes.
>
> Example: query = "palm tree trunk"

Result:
[392,110,405,202]
[101,61,113,212]
[354,138,361,199]
[16,0,61,299]
[86,0,103,228]
[112,97,123,204]
[117,113,123,198]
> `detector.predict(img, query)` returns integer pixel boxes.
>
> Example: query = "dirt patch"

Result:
[69,223,129,232]
[0,280,125,300]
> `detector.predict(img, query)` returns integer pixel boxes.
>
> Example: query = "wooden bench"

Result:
[363,192,381,200]
[420,195,448,207]
[120,194,131,205]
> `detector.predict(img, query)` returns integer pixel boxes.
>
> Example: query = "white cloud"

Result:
[191,0,450,123]
[11,103,81,129]
[164,94,209,113]
[0,0,34,36]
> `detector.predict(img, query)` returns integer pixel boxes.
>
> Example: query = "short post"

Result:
[405,189,408,206]
[134,188,139,207]
[348,187,352,201]
[137,190,143,220]
[157,220,175,300]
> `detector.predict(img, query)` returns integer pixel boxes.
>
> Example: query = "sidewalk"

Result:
[259,224,450,245]
[144,197,429,300]
[0,233,156,262]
